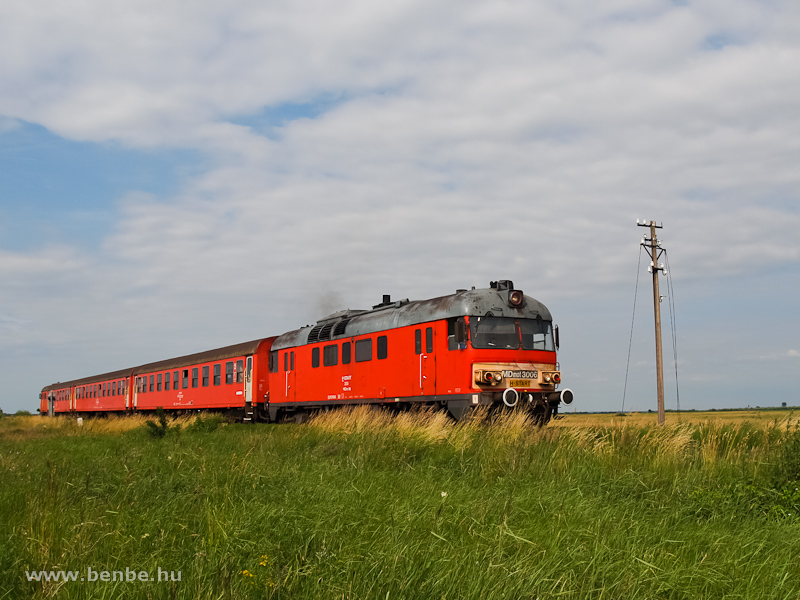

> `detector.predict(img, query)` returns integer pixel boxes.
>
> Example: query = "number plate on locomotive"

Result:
[503,370,537,379]
[508,379,531,388]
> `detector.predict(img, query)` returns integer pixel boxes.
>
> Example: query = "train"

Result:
[39,280,574,423]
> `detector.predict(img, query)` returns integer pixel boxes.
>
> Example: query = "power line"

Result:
[664,249,681,417]
[621,243,643,414]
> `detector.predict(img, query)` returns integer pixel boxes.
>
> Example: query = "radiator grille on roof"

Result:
[333,319,351,336]
[307,325,323,343]
[307,322,336,343]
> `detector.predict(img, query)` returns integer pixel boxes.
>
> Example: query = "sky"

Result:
[1,0,798,415]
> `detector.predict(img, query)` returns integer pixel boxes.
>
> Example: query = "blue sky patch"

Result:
[229,96,346,139]
[0,120,203,251]
[704,33,738,51]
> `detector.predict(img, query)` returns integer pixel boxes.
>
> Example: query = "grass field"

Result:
[2,408,799,599]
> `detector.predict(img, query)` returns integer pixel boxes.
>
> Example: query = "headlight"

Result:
[475,370,503,386]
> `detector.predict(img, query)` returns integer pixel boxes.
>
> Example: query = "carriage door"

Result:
[245,356,253,404]
[281,350,295,402]
[414,327,436,396]
[47,394,55,417]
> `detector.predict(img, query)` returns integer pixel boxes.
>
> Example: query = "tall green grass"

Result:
[1,409,799,599]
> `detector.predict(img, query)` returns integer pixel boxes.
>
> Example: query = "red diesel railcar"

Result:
[39,281,573,422]
[266,280,573,423]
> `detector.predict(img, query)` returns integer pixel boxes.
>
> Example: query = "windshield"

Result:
[470,317,554,351]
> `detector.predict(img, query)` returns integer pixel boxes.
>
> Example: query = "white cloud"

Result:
[1,0,799,411]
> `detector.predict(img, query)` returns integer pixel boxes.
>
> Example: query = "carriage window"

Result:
[414,329,421,355]
[236,360,244,383]
[202,365,209,387]
[149,375,154,392]
[165,371,171,391]
[269,351,278,373]
[342,341,351,364]
[112,381,117,396]
[213,364,221,385]
[355,338,372,362]
[157,374,162,391]
[183,370,190,389]
[192,368,199,388]
[284,352,288,371]
[377,336,388,360]
[225,362,233,384]
[323,344,338,366]
[291,351,294,370]
[174,371,180,390]
[426,327,433,354]
[312,347,320,368]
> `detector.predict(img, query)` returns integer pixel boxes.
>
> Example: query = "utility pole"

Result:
[637,220,665,426]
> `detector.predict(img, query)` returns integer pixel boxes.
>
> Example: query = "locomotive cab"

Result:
[466,308,571,421]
